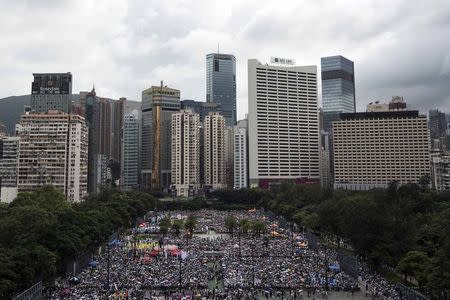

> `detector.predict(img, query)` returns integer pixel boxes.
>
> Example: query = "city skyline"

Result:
[1,1,450,120]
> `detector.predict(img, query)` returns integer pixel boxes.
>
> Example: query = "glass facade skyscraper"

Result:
[206,53,236,126]
[320,55,355,188]
[321,56,355,113]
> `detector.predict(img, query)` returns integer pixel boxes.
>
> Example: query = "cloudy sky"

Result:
[1,0,449,119]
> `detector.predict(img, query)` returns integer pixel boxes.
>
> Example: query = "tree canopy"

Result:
[0,186,156,299]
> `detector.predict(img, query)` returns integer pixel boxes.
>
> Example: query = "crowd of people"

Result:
[359,266,400,300]
[51,209,400,300]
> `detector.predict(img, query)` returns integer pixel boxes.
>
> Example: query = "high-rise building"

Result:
[181,99,222,183]
[432,155,450,191]
[83,88,129,192]
[171,110,200,197]
[84,88,112,192]
[320,56,355,187]
[31,73,72,113]
[141,83,181,191]
[204,112,227,189]
[225,126,234,189]
[233,119,248,189]
[319,130,332,188]
[206,53,236,126]
[446,123,450,151]
[0,136,19,203]
[181,100,222,123]
[248,58,320,188]
[321,56,355,113]
[16,110,88,202]
[429,109,447,140]
[333,110,430,190]
[112,98,126,163]
[121,109,140,190]
[96,154,112,187]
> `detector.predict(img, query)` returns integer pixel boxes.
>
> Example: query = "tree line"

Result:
[0,186,156,299]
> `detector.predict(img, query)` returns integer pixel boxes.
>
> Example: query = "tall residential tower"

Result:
[233,119,248,189]
[204,112,227,189]
[16,110,88,202]
[171,110,201,197]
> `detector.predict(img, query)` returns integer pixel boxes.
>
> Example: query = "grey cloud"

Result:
[0,0,449,120]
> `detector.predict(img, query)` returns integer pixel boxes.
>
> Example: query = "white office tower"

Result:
[247,59,320,188]
[16,110,88,202]
[121,109,140,190]
[204,112,227,189]
[233,119,248,189]
[171,110,201,197]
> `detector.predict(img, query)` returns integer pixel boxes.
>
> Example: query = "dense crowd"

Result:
[359,266,399,300]
[51,209,399,300]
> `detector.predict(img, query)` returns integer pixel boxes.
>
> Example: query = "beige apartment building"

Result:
[204,112,227,189]
[16,110,88,202]
[332,110,430,190]
[171,110,200,197]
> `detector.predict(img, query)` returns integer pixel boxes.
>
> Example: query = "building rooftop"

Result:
[340,110,422,120]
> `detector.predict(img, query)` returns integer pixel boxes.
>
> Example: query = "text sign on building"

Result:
[39,87,61,94]
[270,57,296,65]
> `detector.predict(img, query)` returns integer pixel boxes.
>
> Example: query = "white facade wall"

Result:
[0,187,18,203]
[233,119,248,189]
[248,59,320,187]
[67,118,88,202]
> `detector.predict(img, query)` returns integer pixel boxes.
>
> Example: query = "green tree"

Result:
[159,217,171,235]
[251,220,266,236]
[184,215,197,236]
[396,251,430,287]
[225,215,238,236]
[239,218,251,234]
[172,219,184,236]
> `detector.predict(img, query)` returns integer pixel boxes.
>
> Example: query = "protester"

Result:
[51,209,399,300]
